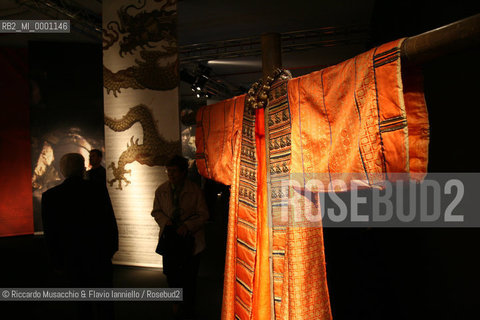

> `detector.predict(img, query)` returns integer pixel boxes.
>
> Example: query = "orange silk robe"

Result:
[195,39,429,320]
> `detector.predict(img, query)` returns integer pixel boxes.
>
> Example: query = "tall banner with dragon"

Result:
[103,0,180,267]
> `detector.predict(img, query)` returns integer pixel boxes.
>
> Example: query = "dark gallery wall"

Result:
[29,42,104,138]
[0,48,33,237]
[29,42,105,232]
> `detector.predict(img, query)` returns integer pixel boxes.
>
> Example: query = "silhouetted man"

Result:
[86,149,106,185]
[42,153,118,319]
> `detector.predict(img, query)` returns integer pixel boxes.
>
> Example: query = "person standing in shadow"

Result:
[152,155,209,320]
[86,149,106,185]
[42,153,118,320]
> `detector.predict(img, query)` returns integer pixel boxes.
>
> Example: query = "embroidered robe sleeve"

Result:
[288,38,429,187]
[195,95,245,186]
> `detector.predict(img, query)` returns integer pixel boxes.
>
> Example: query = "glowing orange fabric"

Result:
[253,107,271,319]
[195,39,429,319]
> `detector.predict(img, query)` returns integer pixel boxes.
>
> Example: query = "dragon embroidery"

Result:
[103,49,178,97]
[105,104,180,190]
[103,0,176,55]
[102,0,178,95]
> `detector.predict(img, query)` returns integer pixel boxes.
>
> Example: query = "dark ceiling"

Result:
[1,0,479,103]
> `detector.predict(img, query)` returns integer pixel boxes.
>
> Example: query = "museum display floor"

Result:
[2,220,478,319]
[0,219,227,320]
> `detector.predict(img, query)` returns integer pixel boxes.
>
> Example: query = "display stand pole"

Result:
[401,13,480,65]
[261,33,282,80]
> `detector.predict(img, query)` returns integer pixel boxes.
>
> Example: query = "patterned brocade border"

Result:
[266,79,291,319]
[234,91,259,320]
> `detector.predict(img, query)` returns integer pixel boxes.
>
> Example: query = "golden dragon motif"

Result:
[104,104,180,190]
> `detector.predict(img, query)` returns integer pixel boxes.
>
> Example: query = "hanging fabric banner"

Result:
[0,48,33,237]
[103,0,180,267]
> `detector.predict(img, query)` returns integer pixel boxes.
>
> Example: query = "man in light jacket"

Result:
[151,155,209,319]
